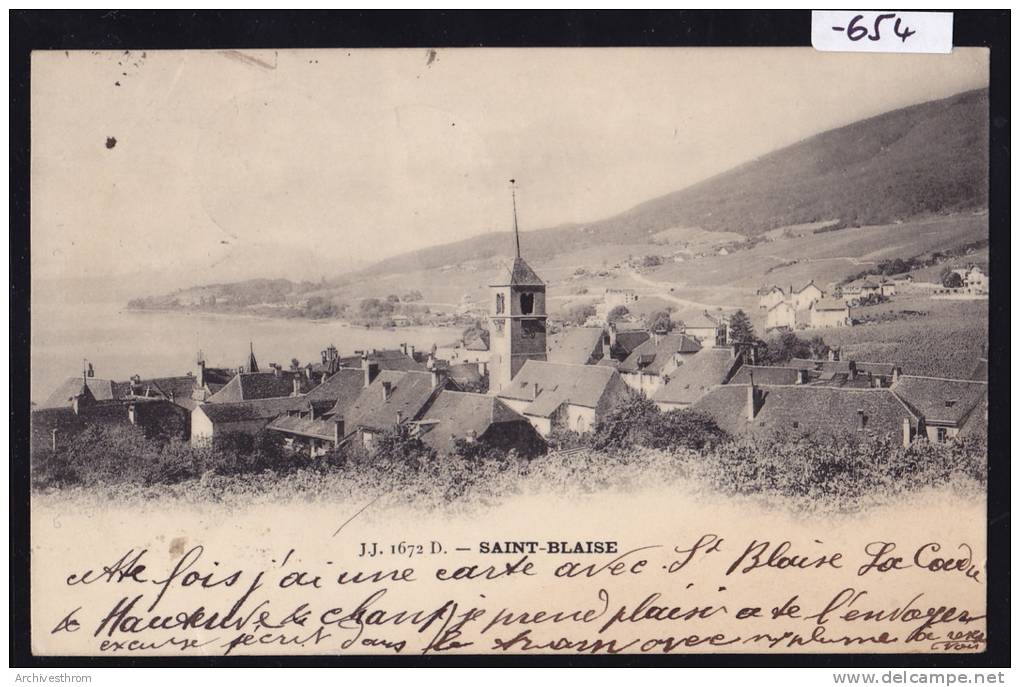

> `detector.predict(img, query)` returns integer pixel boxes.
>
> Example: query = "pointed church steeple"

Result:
[503,179,543,286]
[488,179,547,395]
[245,342,259,373]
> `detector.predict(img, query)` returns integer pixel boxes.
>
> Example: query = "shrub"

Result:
[606,305,630,324]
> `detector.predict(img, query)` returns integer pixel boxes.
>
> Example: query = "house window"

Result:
[520,292,535,315]
[936,427,948,443]
[495,293,505,314]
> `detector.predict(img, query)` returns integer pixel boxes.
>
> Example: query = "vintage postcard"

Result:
[26,46,993,659]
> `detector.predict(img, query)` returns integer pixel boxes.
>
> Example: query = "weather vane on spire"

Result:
[510,178,521,259]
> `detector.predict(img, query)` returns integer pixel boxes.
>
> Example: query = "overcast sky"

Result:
[32,47,988,284]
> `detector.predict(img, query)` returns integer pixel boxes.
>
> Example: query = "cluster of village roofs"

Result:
[758,264,990,333]
[33,244,988,460]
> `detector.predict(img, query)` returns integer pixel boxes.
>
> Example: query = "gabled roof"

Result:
[767,300,796,313]
[306,368,365,419]
[196,396,306,424]
[757,285,785,296]
[39,377,115,409]
[547,327,605,365]
[682,312,721,330]
[812,298,849,312]
[205,371,315,403]
[653,347,741,405]
[416,390,528,454]
[498,360,621,412]
[619,333,701,375]
[729,365,802,386]
[492,257,544,287]
[892,376,988,426]
[693,385,920,440]
[609,330,650,360]
[794,281,823,294]
[344,370,443,433]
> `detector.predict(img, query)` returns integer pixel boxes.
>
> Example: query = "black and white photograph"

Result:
[11,10,1008,671]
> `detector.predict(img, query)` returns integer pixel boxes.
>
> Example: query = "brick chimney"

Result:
[197,358,206,388]
[305,363,314,381]
[892,367,901,385]
[292,376,301,396]
[362,354,379,388]
[902,418,912,447]
[272,364,281,377]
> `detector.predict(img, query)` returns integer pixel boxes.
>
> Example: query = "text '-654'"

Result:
[811,11,953,54]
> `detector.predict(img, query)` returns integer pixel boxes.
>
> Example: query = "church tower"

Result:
[488,180,547,395]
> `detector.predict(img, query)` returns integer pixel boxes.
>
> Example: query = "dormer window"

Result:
[520,292,535,315]
[945,399,957,408]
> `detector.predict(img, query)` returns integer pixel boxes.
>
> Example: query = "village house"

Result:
[891,375,988,443]
[652,345,745,411]
[680,311,727,345]
[33,377,191,451]
[264,367,366,456]
[951,266,989,295]
[809,298,852,329]
[840,275,897,301]
[191,396,307,445]
[342,364,452,449]
[413,389,545,457]
[786,353,902,387]
[40,363,202,413]
[693,382,923,446]
[791,281,824,311]
[604,322,650,362]
[496,360,629,436]
[618,332,702,397]
[765,300,797,331]
[757,285,786,310]
[204,365,319,403]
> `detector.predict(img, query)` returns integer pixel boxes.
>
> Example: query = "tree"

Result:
[606,305,630,324]
[386,294,400,303]
[647,409,727,451]
[942,271,964,288]
[565,303,596,326]
[590,394,660,451]
[728,309,755,343]
[649,310,674,333]
[372,424,437,471]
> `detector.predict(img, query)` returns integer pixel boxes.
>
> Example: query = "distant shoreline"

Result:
[122,305,459,331]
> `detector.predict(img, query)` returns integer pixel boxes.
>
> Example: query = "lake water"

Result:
[30,299,459,404]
